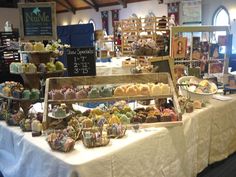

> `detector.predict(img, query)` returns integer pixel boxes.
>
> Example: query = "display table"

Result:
[1,95,236,177]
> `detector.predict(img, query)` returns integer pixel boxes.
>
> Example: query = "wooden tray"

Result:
[43,73,182,129]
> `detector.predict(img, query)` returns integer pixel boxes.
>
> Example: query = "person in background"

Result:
[169,14,176,27]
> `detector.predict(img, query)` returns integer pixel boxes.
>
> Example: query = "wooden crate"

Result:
[43,73,182,129]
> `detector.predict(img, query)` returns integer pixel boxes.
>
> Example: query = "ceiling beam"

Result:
[64,0,76,14]
[54,0,76,14]
[82,0,99,12]
[117,0,127,8]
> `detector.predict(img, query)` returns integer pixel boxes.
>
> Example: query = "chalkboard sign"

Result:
[66,47,96,76]
[18,2,57,41]
[150,57,175,80]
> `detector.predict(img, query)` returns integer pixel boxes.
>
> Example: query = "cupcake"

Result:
[22,90,31,100]
[100,86,113,97]
[51,89,64,100]
[88,88,100,98]
[31,89,40,100]
[114,86,125,96]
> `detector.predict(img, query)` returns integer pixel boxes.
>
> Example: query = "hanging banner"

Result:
[101,11,109,35]
[182,0,202,24]
[111,9,119,27]
[168,2,179,25]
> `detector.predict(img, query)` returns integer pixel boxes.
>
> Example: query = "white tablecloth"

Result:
[1,95,236,177]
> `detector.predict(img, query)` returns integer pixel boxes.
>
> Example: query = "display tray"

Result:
[43,73,182,130]
[0,93,41,102]
[10,69,66,75]
[48,112,73,120]
[47,94,173,104]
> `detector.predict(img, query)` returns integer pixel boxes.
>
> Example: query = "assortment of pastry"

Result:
[10,61,64,73]
[49,83,171,100]
[0,81,40,100]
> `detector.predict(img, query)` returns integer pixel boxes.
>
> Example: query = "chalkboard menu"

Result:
[18,2,57,41]
[66,47,96,76]
[150,57,174,80]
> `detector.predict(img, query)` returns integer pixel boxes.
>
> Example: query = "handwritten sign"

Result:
[66,47,96,76]
[18,2,57,41]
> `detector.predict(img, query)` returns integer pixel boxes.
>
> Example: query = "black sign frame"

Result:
[66,47,96,77]
[18,2,57,41]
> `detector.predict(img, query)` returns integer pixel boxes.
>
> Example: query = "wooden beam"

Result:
[117,0,127,8]
[54,0,75,14]
[82,0,99,12]
[64,0,76,14]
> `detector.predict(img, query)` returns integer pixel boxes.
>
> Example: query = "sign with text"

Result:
[18,2,57,41]
[66,47,96,76]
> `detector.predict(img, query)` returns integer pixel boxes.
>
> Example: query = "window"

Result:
[213,6,230,54]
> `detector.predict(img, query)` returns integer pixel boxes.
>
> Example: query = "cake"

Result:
[30,89,40,100]
[114,86,125,96]
[46,131,75,152]
[88,88,100,98]
[64,89,76,100]
[50,89,64,100]
[22,90,31,99]
[75,89,88,99]
[100,86,113,97]
[52,105,67,118]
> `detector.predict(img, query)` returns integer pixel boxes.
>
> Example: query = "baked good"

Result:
[52,105,67,118]
[119,114,130,124]
[51,89,64,100]
[63,126,78,140]
[131,115,143,123]
[6,110,25,126]
[160,109,172,122]
[27,63,37,73]
[22,90,31,99]
[88,88,100,98]
[2,86,11,97]
[126,85,138,96]
[151,84,162,95]
[38,63,47,73]
[24,42,34,51]
[193,100,202,109]
[55,61,64,70]
[75,89,88,99]
[114,86,125,96]
[161,84,171,95]
[33,42,45,51]
[31,119,43,136]
[20,119,32,132]
[100,86,113,97]
[46,131,75,152]
[145,116,158,123]
[108,115,121,125]
[30,89,40,100]
[46,62,56,72]
[185,102,194,113]
[64,89,76,100]
[139,84,150,95]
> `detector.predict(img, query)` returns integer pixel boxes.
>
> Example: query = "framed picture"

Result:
[172,37,187,58]
[18,2,57,41]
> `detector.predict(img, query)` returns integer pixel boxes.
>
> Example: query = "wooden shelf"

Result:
[0,93,41,102]
[10,69,66,75]
[48,94,173,104]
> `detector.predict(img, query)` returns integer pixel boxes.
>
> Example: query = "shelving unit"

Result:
[170,26,231,75]
[119,16,170,56]
[43,73,182,130]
